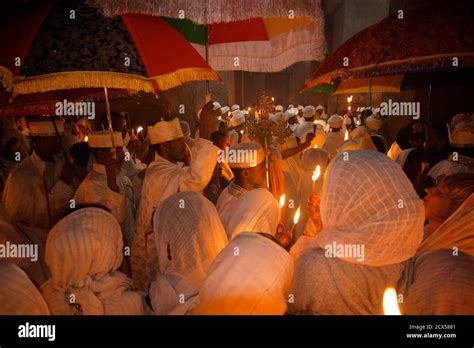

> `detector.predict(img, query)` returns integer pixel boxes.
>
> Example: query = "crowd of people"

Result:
[0,101,472,315]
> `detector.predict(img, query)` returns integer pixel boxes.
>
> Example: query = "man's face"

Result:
[113,116,128,139]
[217,135,231,150]
[164,137,188,162]
[423,184,453,222]
[247,160,267,188]
[315,110,323,119]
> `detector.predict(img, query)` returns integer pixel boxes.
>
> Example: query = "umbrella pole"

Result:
[103,87,116,159]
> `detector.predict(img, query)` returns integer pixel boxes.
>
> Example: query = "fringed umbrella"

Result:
[302,1,474,91]
[0,0,220,102]
[88,0,327,73]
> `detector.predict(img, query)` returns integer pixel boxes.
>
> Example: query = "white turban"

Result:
[231,104,240,112]
[275,105,284,112]
[365,115,383,131]
[315,151,425,266]
[226,188,280,240]
[41,207,147,315]
[0,261,50,315]
[193,233,294,315]
[150,192,228,314]
[327,114,343,129]
[303,105,316,119]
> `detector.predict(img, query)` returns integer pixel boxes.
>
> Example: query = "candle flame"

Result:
[293,207,301,224]
[247,107,251,112]
[137,126,143,134]
[344,129,349,141]
[240,130,244,134]
[279,194,285,208]
[314,144,318,148]
[312,165,321,182]
[84,135,88,142]
[383,287,401,315]
[228,111,231,117]
[218,116,222,120]
[348,106,351,111]
[271,97,275,102]
[347,95,353,103]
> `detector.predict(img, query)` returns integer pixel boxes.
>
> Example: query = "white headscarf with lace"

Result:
[41,207,146,315]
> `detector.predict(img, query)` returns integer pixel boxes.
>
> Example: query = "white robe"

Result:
[323,131,344,159]
[2,151,75,229]
[74,163,136,246]
[216,182,247,235]
[131,138,218,290]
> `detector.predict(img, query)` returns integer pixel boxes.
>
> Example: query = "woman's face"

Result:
[423,185,453,222]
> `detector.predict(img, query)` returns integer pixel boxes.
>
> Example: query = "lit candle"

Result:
[84,135,88,142]
[137,126,143,134]
[290,207,301,235]
[348,106,351,111]
[240,130,244,135]
[311,165,321,193]
[272,97,275,102]
[313,144,318,148]
[218,116,222,120]
[383,287,401,315]
[247,107,251,112]
[279,194,285,208]
[347,95,353,103]
[344,129,349,141]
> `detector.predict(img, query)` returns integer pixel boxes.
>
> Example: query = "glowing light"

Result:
[348,106,351,111]
[247,107,251,112]
[312,165,321,182]
[240,130,244,134]
[84,136,88,142]
[344,129,349,141]
[383,287,401,315]
[314,144,318,148]
[271,97,275,102]
[293,207,301,224]
[279,194,285,208]
[347,95,353,103]
[137,126,143,134]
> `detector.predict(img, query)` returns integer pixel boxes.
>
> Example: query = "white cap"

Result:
[448,113,474,148]
[29,120,64,136]
[221,106,230,114]
[148,117,184,145]
[327,114,344,129]
[87,130,124,148]
[315,105,324,111]
[227,142,265,168]
[365,115,382,131]
[272,112,286,123]
[231,110,246,127]
[212,102,221,111]
[275,105,284,112]
[284,111,295,121]
[287,104,294,110]
[231,104,240,112]
[303,105,316,119]
[297,105,304,111]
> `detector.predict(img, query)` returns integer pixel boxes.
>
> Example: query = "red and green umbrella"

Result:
[0,0,220,113]
[88,0,327,73]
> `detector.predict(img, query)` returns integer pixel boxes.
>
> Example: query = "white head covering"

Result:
[287,104,294,110]
[315,105,324,112]
[220,106,230,115]
[0,261,50,315]
[193,233,294,315]
[284,110,296,121]
[314,151,424,266]
[365,115,383,131]
[295,122,326,148]
[41,207,146,315]
[327,114,344,129]
[303,105,316,119]
[226,188,280,240]
[231,104,240,112]
[150,192,228,314]
[297,105,304,111]
[148,118,183,145]
[275,105,284,112]
[87,130,124,148]
[179,120,191,137]
[447,113,474,148]
[227,142,265,168]
[230,110,246,127]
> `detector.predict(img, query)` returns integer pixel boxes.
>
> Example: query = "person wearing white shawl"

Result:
[41,207,148,315]
[193,232,294,315]
[295,121,326,149]
[0,261,50,315]
[295,148,329,240]
[74,131,136,247]
[289,151,425,314]
[149,192,228,314]
[132,106,219,291]
[323,114,344,159]
[225,188,280,240]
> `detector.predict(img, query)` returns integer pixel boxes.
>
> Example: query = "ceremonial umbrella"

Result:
[88,0,327,73]
[0,0,220,113]
[302,1,474,91]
